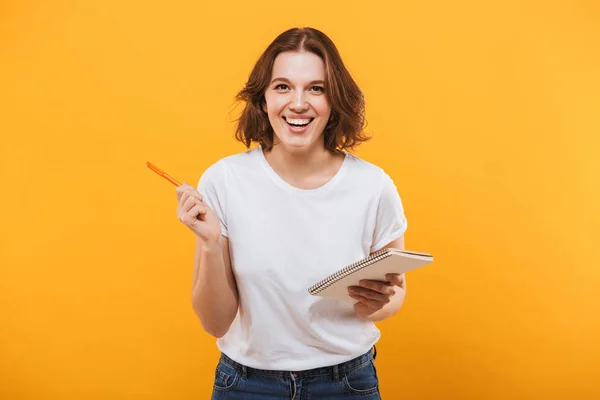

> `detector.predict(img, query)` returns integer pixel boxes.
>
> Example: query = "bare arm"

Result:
[176,183,239,338]
[191,235,238,338]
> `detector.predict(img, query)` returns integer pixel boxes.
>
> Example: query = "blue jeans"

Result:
[210,347,381,399]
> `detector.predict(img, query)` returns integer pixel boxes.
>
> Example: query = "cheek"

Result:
[264,96,286,118]
[313,98,331,118]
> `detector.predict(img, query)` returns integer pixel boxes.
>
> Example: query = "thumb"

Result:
[201,203,219,222]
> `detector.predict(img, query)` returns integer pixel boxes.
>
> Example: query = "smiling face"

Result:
[263,51,332,153]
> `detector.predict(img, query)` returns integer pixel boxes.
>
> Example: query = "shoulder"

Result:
[345,152,384,175]
[343,152,394,192]
[200,147,261,182]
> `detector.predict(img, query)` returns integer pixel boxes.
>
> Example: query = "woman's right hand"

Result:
[176,183,222,245]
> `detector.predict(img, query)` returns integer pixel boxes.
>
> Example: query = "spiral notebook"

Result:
[308,248,434,302]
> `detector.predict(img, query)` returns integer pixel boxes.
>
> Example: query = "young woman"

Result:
[176,27,408,399]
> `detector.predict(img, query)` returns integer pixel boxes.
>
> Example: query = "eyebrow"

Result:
[270,77,325,85]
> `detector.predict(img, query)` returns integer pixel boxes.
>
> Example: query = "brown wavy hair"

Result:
[235,27,370,153]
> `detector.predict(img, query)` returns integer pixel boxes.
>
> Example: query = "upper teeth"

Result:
[287,118,311,125]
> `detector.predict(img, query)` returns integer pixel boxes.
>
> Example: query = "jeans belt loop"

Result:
[332,364,340,381]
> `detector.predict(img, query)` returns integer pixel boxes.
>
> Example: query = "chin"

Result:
[275,136,318,152]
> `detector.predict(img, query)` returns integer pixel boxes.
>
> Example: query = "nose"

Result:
[289,90,309,112]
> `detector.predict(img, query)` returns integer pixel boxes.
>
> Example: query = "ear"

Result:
[262,100,267,113]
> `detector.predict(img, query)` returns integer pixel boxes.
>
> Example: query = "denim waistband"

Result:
[219,346,377,379]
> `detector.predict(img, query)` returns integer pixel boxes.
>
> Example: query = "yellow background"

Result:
[1,0,599,399]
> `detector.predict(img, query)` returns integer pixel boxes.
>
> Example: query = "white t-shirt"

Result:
[197,145,407,371]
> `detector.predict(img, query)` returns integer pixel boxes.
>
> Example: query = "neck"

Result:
[265,143,334,177]
[262,139,346,190]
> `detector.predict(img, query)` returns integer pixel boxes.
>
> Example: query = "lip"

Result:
[282,116,313,134]
[283,115,314,120]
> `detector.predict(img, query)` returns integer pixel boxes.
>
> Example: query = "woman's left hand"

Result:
[348,274,405,319]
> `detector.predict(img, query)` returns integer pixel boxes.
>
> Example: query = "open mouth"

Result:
[283,116,314,127]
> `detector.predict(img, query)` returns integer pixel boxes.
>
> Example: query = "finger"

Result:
[176,185,204,203]
[181,204,207,225]
[349,293,383,310]
[189,203,207,218]
[177,189,192,207]
[348,287,390,303]
[385,273,405,287]
[181,189,203,204]
[177,197,198,222]
[175,183,193,201]
[358,279,395,295]
[190,189,204,203]
[182,195,202,213]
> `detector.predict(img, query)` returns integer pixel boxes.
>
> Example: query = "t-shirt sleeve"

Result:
[370,172,408,253]
[196,162,228,237]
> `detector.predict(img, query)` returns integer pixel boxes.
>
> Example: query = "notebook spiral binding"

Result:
[309,248,393,295]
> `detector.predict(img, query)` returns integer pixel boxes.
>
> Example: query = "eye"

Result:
[311,86,324,92]
[274,84,289,90]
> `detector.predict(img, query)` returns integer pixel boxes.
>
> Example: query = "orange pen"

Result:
[146,161,182,186]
